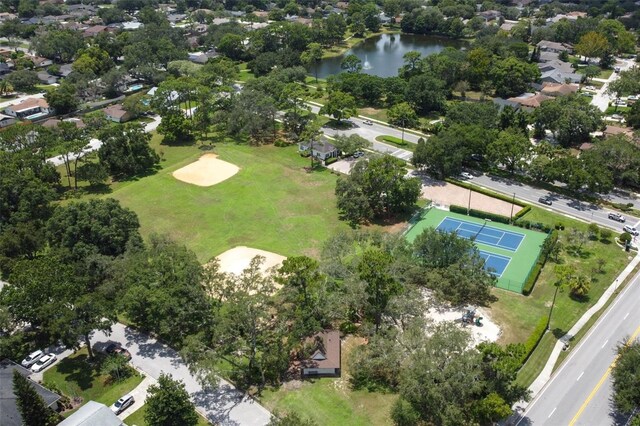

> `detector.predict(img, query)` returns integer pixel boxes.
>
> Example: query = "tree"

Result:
[490,57,540,98]
[341,54,362,73]
[359,248,401,333]
[72,46,114,77]
[331,134,370,156]
[335,155,421,225]
[46,198,141,258]
[399,51,422,79]
[54,122,90,189]
[98,123,160,178]
[101,354,131,381]
[145,373,199,426]
[12,370,58,426]
[31,29,84,63]
[300,42,323,83]
[611,340,640,414]
[534,95,603,147]
[405,73,447,113]
[320,91,357,122]
[217,33,245,60]
[45,82,79,115]
[157,109,194,144]
[582,65,601,83]
[487,129,532,173]
[387,102,418,129]
[575,31,610,60]
[6,69,39,91]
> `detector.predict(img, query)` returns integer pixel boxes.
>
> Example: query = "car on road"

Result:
[608,212,626,222]
[460,172,474,180]
[105,343,132,360]
[21,350,44,368]
[538,196,553,205]
[363,119,373,125]
[623,225,639,236]
[31,354,57,373]
[111,394,135,415]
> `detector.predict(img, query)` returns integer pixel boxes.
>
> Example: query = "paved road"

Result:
[92,323,271,426]
[470,174,640,232]
[516,268,640,426]
[590,58,635,112]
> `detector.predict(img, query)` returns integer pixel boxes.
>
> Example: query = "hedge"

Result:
[444,178,527,207]
[522,229,558,295]
[449,205,511,224]
[521,316,548,365]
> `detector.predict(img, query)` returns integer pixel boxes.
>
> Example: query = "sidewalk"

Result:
[526,250,640,399]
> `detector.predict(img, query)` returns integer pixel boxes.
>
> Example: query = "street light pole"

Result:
[467,188,472,215]
[401,118,405,145]
[547,283,560,331]
[510,192,516,223]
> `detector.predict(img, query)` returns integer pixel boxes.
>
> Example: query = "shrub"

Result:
[448,205,511,224]
[619,232,632,243]
[445,179,527,208]
[522,263,543,295]
[521,316,548,364]
[325,157,339,165]
[513,205,531,219]
[555,222,565,230]
[274,139,288,147]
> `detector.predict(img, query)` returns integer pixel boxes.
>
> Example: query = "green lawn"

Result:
[124,405,211,426]
[483,207,631,385]
[43,348,143,411]
[260,337,397,426]
[103,135,348,262]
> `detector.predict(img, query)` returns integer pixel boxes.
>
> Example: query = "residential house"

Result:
[0,63,12,75]
[0,359,61,426]
[37,71,58,85]
[0,113,17,127]
[253,10,269,18]
[59,63,73,77]
[121,21,143,30]
[102,104,131,123]
[188,50,219,64]
[0,12,17,22]
[4,98,51,119]
[31,56,53,68]
[536,40,573,54]
[167,13,187,24]
[506,92,553,110]
[540,82,580,97]
[500,20,518,32]
[67,4,98,14]
[538,59,581,84]
[298,137,340,162]
[603,125,634,139]
[58,401,124,426]
[83,25,109,38]
[478,10,502,22]
[579,142,594,151]
[301,331,341,378]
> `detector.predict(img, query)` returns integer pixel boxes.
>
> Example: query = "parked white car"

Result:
[31,354,57,373]
[460,172,474,180]
[21,350,44,368]
[111,394,135,414]
[623,225,639,236]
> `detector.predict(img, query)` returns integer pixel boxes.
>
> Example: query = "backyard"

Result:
[42,348,143,416]
[260,336,397,426]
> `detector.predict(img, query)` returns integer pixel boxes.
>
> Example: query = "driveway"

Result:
[117,374,156,421]
[91,323,271,426]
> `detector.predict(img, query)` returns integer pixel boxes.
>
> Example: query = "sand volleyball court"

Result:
[172,153,239,187]
[216,246,287,276]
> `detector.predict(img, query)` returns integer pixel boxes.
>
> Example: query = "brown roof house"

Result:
[301,331,341,378]
[4,98,51,119]
[102,104,131,123]
[83,25,109,38]
[540,82,580,97]
[506,92,553,110]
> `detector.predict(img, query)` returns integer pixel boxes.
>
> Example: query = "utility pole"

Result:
[467,188,472,215]
[547,283,560,331]
[401,118,405,145]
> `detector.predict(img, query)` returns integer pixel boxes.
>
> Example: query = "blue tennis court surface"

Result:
[436,217,525,252]
[479,251,511,277]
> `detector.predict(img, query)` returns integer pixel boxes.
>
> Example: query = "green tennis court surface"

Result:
[405,208,547,293]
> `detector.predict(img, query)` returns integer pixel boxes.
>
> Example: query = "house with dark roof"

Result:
[298,137,340,162]
[0,112,17,127]
[83,25,109,38]
[0,359,61,426]
[536,40,573,54]
[301,330,341,377]
[58,401,124,426]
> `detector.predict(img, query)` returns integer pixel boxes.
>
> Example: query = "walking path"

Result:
[524,251,640,400]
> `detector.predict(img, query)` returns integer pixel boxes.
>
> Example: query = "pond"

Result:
[315,33,466,79]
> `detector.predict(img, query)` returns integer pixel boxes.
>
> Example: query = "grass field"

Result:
[405,208,547,293]
[100,136,348,262]
[124,405,211,426]
[261,336,397,425]
[43,348,143,414]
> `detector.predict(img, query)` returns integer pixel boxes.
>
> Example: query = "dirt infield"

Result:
[172,154,239,187]
[216,246,287,276]
[420,178,522,217]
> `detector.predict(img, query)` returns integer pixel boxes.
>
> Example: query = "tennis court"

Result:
[405,208,547,293]
[436,217,524,252]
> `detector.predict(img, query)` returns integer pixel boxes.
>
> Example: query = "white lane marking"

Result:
[548,407,557,418]
[624,312,630,319]
[602,339,609,348]
[577,371,584,381]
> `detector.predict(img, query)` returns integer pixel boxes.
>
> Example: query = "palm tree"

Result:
[0,79,13,96]
[569,275,591,298]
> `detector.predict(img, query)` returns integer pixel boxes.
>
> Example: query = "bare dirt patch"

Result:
[216,246,287,276]
[426,306,501,345]
[419,177,522,217]
[172,153,239,187]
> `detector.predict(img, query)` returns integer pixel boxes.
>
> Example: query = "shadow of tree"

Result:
[54,354,96,392]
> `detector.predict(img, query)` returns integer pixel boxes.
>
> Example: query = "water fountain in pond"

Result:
[363,54,372,70]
